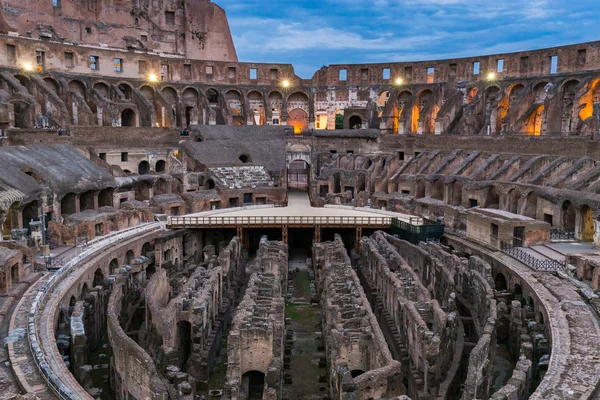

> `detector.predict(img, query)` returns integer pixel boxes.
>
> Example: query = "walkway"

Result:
[171,191,420,229]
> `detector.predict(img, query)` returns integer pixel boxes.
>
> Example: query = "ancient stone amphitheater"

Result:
[0,1,599,399]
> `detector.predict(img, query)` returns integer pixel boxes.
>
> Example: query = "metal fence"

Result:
[390,217,445,244]
[168,215,393,228]
[500,242,566,271]
[550,228,576,241]
[27,223,162,400]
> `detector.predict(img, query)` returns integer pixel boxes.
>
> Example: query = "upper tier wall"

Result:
[0,35,598,85]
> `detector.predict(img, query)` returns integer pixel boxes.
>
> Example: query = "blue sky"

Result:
[220,0,599,78]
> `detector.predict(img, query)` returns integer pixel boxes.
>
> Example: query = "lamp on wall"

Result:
[395,77,403,85]
[281,79,290,88]
[147,72,159,83]
[486,72,496,81]
[21,62,34,72]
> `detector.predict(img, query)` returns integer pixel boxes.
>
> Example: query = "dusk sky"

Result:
[221,0,600,78]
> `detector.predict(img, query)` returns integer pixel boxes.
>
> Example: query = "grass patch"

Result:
[286,303,317,322]
[292,271,312,298]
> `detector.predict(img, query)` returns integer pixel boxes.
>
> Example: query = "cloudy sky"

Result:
[220,0,599,78]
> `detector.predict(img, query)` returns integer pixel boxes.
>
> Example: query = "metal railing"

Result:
[27,223,162,400]
[500,242,565,271]
[168,215,393,228]
[550,228,576,241]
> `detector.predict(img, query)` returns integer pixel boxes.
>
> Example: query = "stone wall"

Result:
[314,235,404,400]
[225,238,288,400]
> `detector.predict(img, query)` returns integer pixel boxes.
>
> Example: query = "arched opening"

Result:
[43,77,60,94]
[580,205,594,241]
[141,243,153,257]
[118,83,133,100]
[61,193,77,216]
[21,201,38,231]
[69,295,77,308]
[81,282,89,300]
[93,82,110,99]
[135,181,151,201]
[412,89,433,133]
[507,189,519,214]
[523,192,537,219]
[121,108,136,127]
[377,91,390,107]
[154,178,169,195]
[206,179,216,190]
[68,80,86,96]
[185,106,193,126]
[248,91,265,125]
[349,115,362,129]
[176,321,192,370]
[485,187,500,208]
[109,258,119,274]
[93,268,105,288]
[98,188,113,208]
[161,87,178,104]
[80,191,95,211]
[156,160,166,173]
[431,180,443,201]
[495,273,507,291]
[350,370,365,378]
[562,201,576,231]
[415,179,425,199]
[525,105,544,136]
[239,154,252,164]
[241,371,265,400]
[125,250,135,265]
[288,108,309,134]
[206,89,219,105]
[140,85,154,101]
[11,264,19,284]
[335,109,344,129]
[561,80,579,133]
[451,182,462,206]
[268,91,282,125]
[226,90,243,119]
[287,159,310,190]
[138,161,150,175]
[333,173,341,194]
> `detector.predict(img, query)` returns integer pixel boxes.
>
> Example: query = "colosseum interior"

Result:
[0,0,599,399]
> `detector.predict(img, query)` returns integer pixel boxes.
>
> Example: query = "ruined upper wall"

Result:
[0,0,237,62]
[312,41,600,86]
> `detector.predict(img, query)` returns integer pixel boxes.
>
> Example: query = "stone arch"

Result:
[415,179,426,199]
[43,77,60,94]
[239,154,252,164]
[524,105,544,136]
[580,204,594,241]
[80,190,95,211]
[182,87,199,126]
[93,268,105,288]
[206,179,216,190]
[412,89,433,133]
[80,282,89,300]
[485,186,500,208]
[451,181,463,206]
[156,160,166,173]
[98,188,114,208]
[141,242,153,257]
[287,159,310,190]
[288,108,308,134]
[154,178,169,195]
[287,92,309,113]
[117,82,133,100]
[14,74,33,92]
[377,90,390,107]
[495,273,507,291]
[125,250,135,265]
[109,258,119,274]
[268,91,283,125]
[562,200,576,230]
[508,83,524,107]
[431,179,443,200]
[206,88,220,105]
[507,189,519,214]
[523,191,537,219]
[121,108,137,127]
[349,115,362,129]
[161,86,178,104]
[466,87,478,104]
[533,81,549,104]
[242,371,265,399]
[248,90,264,125]
[93,82,110,99]
[68,80,87,99]
[138,160,150,175]
[140,85,155,101]
[61,192,77,216]
[561,80,579,133]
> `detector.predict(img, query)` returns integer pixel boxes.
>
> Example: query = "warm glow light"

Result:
[156,122,160,127]
[21,62,34,72]
[147,73,159,83]
[395,77,403,85]
[282,79,290,88]
[487,72,496,81]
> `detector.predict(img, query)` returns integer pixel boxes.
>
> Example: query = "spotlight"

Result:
[147,73,159,83]
[395,77,403,85]
[281,79,290,88]
[487,72,496,81]
[21,62,34,72]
